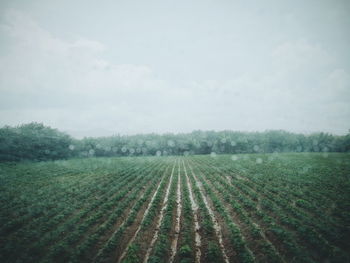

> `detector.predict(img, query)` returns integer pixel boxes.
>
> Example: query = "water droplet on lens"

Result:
[256,158,263,164]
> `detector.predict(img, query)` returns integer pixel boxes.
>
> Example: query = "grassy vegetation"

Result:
[0,153,349,262]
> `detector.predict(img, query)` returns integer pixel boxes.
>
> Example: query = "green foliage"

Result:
[0,122,73,161]
[207,241,224,262]
[179,244,192,258]
[192,153,350,262]
[1,123,350,162]
[122,244,140,263]
[0,154,349,263]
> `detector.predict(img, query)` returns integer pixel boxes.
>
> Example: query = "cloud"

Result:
[0,9,167,105]
[0,9,105,53]
[0,9,175,136]
[272,39,334,72]
[0,8,349,136]
[322,68,350,101]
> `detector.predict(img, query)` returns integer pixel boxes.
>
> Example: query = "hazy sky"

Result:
[0,0,349,138]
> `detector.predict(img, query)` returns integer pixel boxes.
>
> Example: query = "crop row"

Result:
[190,155,349,262]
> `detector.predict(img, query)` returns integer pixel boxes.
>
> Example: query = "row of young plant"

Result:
[0,158,149,238]
[42,162,166,263]
[212,154,342,228]
[189,159,284,263]
[187,160,255,263]
[183,161,227,263]
[94,167,168,262]
[0,165,124,262]
[0,157,145,216]
[235,178,348,262]
[70,162,169,263]
[194,155,343,244]
[97,164,172,262]
[120,162,177,263]
[254,160,336,219]
[199,155,348,260]
[0,163,98,235]
[192,156,348,262]
[191,157,315,262]
[236,162,349,252]
[0,162,72,213]
[233,174,346,254]
[176,161,196,263]
[42,163,159,250]
[146,161,179,263]
[0,158,162,263]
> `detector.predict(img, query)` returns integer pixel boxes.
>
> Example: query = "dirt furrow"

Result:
[186,162,230,263]
[91,168,168,261]
[182,160,201,263]
[190,159,284,263]
[115,163,173,263]
[222,170,286,262]
[142,160,176,263]
[169,161,182,263]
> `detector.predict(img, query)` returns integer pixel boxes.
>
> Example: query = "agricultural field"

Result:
[0,153,349,263]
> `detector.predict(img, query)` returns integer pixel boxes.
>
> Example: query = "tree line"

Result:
[0,122,349,161]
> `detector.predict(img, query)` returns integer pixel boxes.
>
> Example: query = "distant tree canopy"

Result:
[0,122,349,161]
[0,123,73,161]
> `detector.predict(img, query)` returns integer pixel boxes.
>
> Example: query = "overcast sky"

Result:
[0,0,349,138]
